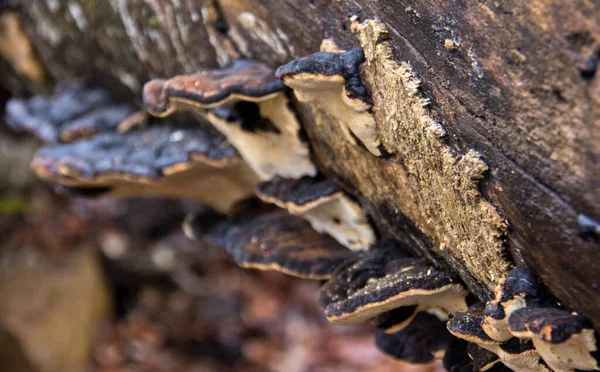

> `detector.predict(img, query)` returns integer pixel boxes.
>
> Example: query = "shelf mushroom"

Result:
[222,211,356,279]
[184,208,355,280]
[319,244,468,326]
[256,176,375,251]
[276,47,386,156]
[30,125,257,212]
[374,312,455,363]
[447,304,551,372]
[482,266,542,342]
[370,305,419,334]
[447,304,500,347]
[508,306,600,371]
[142,60,316,180]
[467,344,503,371]
[6,83,142,143]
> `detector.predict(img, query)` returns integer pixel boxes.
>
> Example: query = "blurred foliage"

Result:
[0,194,27,215]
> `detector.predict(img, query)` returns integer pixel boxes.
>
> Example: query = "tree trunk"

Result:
[2,0,599,328]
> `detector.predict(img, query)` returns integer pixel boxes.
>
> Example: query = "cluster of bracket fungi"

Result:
[6,47,599,371]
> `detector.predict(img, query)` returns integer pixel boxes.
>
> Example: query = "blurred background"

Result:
[0,92,439,371]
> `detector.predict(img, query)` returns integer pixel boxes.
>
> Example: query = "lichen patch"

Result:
[351,19,510,291]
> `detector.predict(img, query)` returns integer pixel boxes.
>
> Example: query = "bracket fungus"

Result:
[467,344,503,371]
[447,304,500,347]
[184,207,355,280]
[448,263,600,371]
[443,339,476,372]
[487,339,550,372]
[374,312,455,364]
[222,211,355,280]
[447,305,551,372]
[30,125,257,212]
[6,83,141,143]
[508,306,600,371]
[142,60,316,180]
[482,266,541,342]
[319,244,468,326]
[371,305,419,334]
[275,47,386,156]
[256,176,375,251]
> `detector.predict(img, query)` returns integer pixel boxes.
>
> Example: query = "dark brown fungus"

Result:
[446,340,514,372]
[182,209,232,248]
[508,306,599,371]
[448,304,551,371]
[182,198,276,246]
[5,83,140,143]
[276,47,385,156]
[375,312,455,364]
[30,125,257,212]
[223,211,356,279]
[142,61,315,180]
[183,207,355,279]
[443,339,475,372]
[143,60,285,113]
[47,183,112,198]
[491,338,551,372]
[256,177,375,251]
[467,344,502,371]
[320,243,467,325]
[447,304,499,346]
[319,242,402,312]
[482,266,541,342]
[370,305,419,334]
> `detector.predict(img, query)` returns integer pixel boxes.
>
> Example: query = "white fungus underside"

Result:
[530,330,598,372]
[204,94,317,181]
[257,191,375,251]
[38,160,257,213]
[480,344,551,372]
[283,75,382,156]
[329,283,467,326]
[482,297,527,342]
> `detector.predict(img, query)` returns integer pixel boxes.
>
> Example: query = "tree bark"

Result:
[2,0,599,327]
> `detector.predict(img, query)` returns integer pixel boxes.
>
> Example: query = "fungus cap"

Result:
[449,304,552,372]
[508,306,599,371]
[256,177,375,251]
[375,312,455,364]
[443,339,477,372]
[143,60,286,115]
[467,344,502,371]
[183,207,355,279]
[276,47,384,156]
[31,125,257,212]
[222,211,356,279]
[489,339,551,372]
[143,61,316,180]
[371,305,419,334]
[6,83,137,143]
[447,304,499,346]
[320,246,467,325]
[482,266,540,342]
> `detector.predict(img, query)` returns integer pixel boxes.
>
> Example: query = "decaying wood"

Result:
[1,0,599,328]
